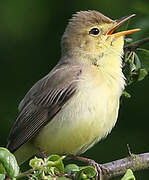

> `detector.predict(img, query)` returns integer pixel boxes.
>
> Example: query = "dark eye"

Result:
[89,28,100,36]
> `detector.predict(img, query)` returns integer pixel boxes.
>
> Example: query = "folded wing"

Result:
[7,61,82,153]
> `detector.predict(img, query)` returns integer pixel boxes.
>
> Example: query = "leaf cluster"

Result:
[0,147,136,180]
[122,38,149,99]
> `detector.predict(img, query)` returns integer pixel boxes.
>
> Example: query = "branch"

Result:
[16,152,149,179]
[16,169,34,179]
[101,152,149,179]
[124,37,149,51]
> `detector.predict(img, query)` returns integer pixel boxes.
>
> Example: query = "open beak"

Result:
[107,14,140,37]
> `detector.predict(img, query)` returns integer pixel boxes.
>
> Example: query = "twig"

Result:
[124,37,149,51]
[101,152,149,179]
[16,169,34,179]
[15,153,149,179]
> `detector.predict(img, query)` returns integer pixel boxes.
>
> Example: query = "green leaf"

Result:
[77,166,96,180]
[0,147,19,179]
[138,68,148,81]
[57,177,72,180]
[29,157,44,169]
[138,48,149,54]
[134,53,141,70]
[47,155,65,173]
[125,38,133,43]
[0,164,6,175]
[65,164,79,174]
[122,91,131,98]
[121,169,135,180]
[129,62,136,72]
[29,155,66,179]
[137,48,149,71]
[0,174,5,180]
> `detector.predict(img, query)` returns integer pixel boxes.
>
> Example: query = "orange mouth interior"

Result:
[107,14,140,37]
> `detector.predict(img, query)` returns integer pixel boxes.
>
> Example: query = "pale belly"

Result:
[33,80,120,155]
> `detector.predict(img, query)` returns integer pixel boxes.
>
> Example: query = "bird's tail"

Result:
[14,142,37,165]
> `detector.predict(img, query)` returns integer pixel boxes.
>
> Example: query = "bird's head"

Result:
[61,10,140,63]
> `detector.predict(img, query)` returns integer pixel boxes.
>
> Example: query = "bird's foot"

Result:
[88,159,109,180]
[68,154,109,180]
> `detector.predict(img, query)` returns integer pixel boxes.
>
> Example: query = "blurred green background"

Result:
[0,0,149,179]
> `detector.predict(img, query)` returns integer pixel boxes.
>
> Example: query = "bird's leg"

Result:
[38,148,47,158]
[68,154,109,180]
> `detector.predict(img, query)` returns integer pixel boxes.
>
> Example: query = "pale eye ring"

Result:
[89,28,100,36]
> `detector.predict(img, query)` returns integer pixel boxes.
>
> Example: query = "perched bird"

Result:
[7,10,140,165]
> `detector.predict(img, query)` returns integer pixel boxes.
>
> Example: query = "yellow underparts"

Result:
[33,63,124,154]
[14,44,125,164]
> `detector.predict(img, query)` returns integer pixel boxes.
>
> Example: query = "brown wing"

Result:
[7,61,82,153]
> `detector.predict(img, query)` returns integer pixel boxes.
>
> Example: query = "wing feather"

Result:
[7,61,82,152]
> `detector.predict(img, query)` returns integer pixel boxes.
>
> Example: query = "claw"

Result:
[88,159,109,179]
[68,154,109,180]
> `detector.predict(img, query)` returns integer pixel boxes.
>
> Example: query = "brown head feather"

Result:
[61,10,115,56]
[66,10,114,32]
[71,11,114,25]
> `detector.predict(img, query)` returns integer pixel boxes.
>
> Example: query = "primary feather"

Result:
[7,61,81,153]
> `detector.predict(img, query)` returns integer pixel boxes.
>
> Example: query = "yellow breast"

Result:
[33,63,125,155]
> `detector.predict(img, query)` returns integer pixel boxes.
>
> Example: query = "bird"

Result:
[7,10,140,165]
